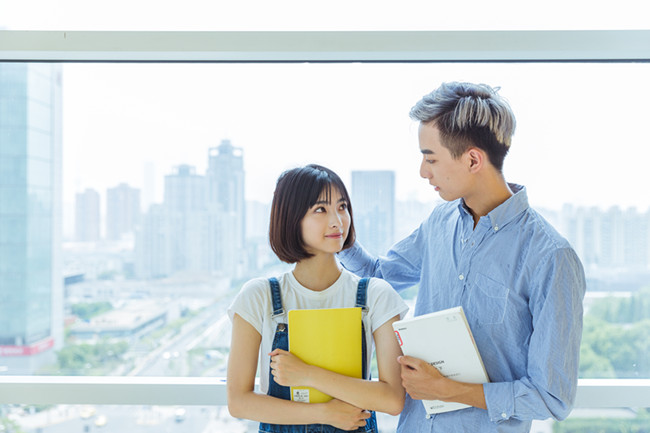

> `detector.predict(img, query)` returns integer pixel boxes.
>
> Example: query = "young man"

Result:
[338,82,586,432]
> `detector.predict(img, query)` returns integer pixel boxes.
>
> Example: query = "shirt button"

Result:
[459,274,464,280]
[501,412,507,419]
[494,226,499,231]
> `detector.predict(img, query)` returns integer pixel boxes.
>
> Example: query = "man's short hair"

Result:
[269,164,356,264]
[410,81,516,171]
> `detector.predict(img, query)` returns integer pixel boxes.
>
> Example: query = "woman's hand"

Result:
[269,348,313,387]
[322,399,371,431]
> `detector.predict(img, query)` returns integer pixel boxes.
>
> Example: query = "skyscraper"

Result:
[351,170,395,256]
[0,63,63,374]
[136,141,247,279]
[106,183,141,241]
[206,139,246,276]
[164,164,209,273]
[75,188,101,242]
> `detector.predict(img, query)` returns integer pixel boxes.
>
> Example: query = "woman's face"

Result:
[300,187,351,257]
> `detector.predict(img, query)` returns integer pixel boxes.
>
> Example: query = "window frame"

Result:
[1,29,650,410]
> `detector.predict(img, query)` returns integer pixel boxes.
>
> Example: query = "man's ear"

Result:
[467,148,484,173]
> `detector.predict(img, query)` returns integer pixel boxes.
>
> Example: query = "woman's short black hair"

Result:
[269,164,356,264]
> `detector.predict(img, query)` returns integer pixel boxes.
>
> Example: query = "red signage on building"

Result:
[0,337,54,356]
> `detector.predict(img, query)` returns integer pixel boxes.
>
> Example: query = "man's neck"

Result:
[464,174,513,228]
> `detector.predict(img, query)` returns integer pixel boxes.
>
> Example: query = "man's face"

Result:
[418,122,471,202]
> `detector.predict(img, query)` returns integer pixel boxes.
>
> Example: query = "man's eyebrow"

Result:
[421,149,434,155]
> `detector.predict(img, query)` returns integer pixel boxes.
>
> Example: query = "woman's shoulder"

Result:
[240,276,271,292]
[367,275,396,294]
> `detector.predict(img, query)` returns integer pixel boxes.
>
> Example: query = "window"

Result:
[1,18,650,433]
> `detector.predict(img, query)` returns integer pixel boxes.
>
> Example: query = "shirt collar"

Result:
[457,183,529,231]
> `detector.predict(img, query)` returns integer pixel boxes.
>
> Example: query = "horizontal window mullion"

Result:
[1,377,650,408]
[1,30,649,62]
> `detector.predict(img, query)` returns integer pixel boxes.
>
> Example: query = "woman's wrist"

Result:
[302,363,319,388]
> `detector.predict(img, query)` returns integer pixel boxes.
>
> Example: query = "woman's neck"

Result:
[292,254,342,292]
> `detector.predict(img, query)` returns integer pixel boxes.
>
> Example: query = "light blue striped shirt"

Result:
[339,184,586,433]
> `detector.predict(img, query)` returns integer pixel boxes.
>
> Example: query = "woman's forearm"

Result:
[304,366,404,416]
[227,389,370,430]
[228,389,324,424]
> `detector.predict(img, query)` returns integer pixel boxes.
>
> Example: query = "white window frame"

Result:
[1,29,650,410]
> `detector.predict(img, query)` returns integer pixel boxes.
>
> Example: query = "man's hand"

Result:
[322,398,371,431]
[269,348,312,387]
[398,355,487,410]
[398,355,450,401]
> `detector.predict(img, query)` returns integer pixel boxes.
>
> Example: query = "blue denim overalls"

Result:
[259,277,378,433]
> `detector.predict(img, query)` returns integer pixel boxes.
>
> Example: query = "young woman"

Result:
[227,164,407,432]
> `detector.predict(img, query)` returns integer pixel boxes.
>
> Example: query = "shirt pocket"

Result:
[467,273,510,325]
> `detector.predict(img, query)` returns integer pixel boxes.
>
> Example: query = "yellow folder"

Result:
[287,307,362,403]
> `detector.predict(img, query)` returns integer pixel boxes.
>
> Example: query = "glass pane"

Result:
[0,62,649,390]
[1,0,649,31]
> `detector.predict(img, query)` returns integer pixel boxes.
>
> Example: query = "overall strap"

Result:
[355,277,370,312]
[268,277,284,318]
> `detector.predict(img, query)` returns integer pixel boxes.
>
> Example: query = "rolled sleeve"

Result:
[484,382,515,423]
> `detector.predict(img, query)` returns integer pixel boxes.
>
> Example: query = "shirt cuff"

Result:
[484,381,515,423]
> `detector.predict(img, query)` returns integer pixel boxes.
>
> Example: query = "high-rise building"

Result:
[351,170,395,256]
[557,204,650,270]
[142,161,156,213]
[106,183,141,241]
[75,188,101,242]
[0,63,63,374]
[136,141,248,279]
[164,165,209,273]
[206,139,246,275]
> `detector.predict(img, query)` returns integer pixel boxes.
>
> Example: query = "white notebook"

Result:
[392,306,489,415]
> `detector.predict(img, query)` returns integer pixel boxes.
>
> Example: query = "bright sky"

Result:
[2,1,650,214]
[58,62,650,212]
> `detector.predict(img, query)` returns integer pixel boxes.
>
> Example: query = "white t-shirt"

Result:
[228,268,409,394]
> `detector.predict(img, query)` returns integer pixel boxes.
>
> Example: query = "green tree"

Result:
[56,340,129,375]
[71,302,113,321]
[1,417,26,433]
[554,408,650,433]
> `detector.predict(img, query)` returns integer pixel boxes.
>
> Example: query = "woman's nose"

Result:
[329,213,342,227]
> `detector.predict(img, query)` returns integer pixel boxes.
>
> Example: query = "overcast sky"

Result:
[2,2,650,214]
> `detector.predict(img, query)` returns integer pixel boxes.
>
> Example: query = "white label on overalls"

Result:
[293,389,310,403]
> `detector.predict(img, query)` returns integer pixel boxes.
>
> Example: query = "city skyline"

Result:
[56,62,650,218]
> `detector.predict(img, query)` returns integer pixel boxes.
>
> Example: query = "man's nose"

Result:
[419,160,430,179]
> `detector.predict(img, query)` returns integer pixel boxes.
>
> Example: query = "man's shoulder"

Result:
[518,208,574,254]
